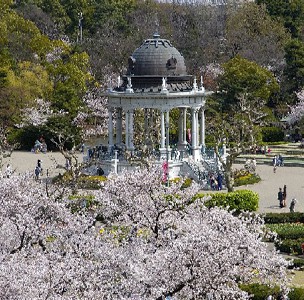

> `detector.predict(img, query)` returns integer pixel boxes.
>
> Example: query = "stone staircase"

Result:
[235,143,304,167]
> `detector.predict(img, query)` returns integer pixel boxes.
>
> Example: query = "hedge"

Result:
[261,126,284,142]
[263,213,304,224]
[266,223,304,240]
[240,284,304,299]
[288,258,304,270]
[275,238,304,255]
[195,190,259,212]
[239,283,280,299]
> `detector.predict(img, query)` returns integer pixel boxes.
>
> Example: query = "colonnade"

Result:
[107,106,206,161]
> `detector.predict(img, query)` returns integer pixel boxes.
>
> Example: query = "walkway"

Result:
[1,151,84,178]
[2,151,304,214]
[234,163,304,214]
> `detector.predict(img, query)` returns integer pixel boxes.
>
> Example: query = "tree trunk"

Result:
[224,168,234,192]
[216,145,238,193]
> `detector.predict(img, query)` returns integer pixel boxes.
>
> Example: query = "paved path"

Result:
[2,152,304,214]
[234,163,304,213]
[1,151,84,178]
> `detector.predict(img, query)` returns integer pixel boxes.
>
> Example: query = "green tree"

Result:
[225,2,290,71]
[46,50,93,117]
[0,62,53,143]
[0,1,93,151]
[256,0,304,39]
[284,39,304,94]
[207,56,278,192]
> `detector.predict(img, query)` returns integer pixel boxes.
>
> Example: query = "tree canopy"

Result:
[1,0,304,149]
[0,167,290,299]
[207,56,278,191]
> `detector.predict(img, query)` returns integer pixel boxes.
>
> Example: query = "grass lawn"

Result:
[290,270,304,287]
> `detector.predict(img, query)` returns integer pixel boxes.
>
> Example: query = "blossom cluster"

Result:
[287,89,304,125]
[0,167,290,299]
[73,88,109,138]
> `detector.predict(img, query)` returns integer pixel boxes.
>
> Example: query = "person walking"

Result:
[290,198,297,213]
[283,185,287,207]
[34,165,41,181]
[5,164,12,178]
[273,155,277,173]
[37,159,43,175]
[217,173,223,191]
[278,187,284,208]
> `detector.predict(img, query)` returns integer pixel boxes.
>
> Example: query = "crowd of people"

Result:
[209,173,223,191]
[32,137,47,154]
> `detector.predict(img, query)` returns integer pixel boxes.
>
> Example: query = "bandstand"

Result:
[102,33,212,179]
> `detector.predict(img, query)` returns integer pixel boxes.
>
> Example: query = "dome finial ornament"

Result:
[153,14,160,39]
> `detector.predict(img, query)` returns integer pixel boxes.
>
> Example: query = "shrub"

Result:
[288,258,304,270]
[181,177,192,189]
[195,190,259,212]
[77,175,107,189]
[239,283,280,299]
[263,212,304,224]
[267,223,304,240]
[275,238,304,255]
[67,194,98,213]
[240,284,304,300]
[261,126,284,142]
[289,288,304,300]
[234,173,261,187]
[53,173,107,190]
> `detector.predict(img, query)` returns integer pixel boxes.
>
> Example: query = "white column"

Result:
[116,108,122,145]
[192,108,200,161]
[178,108,183,148]
[129,109,134,151]
[200,108,205,149]
[183,107,187,144]
[125,110,129,148]
[165,110,170,166]
[161,110,165,149]
[191,108,197,149]
[166,110,170,150]
[108,107,114,146]
[196,109,199,147]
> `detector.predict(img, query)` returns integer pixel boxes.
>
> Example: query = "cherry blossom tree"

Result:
[0,167,290,299]
[287,89,304,125]
[18,98,54,128]
[73,87,109,139]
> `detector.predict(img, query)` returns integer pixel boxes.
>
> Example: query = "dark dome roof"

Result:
[127,33,187,76]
